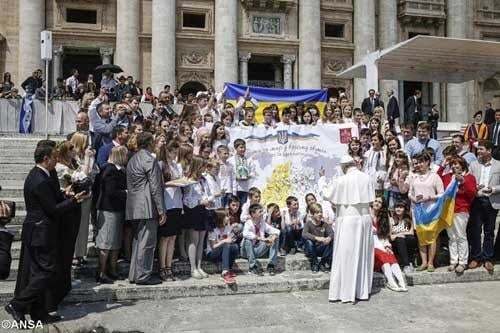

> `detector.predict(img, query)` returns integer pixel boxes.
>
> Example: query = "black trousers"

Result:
[11,222,58,318]
[391,235,417,267]
[468,197,498,261]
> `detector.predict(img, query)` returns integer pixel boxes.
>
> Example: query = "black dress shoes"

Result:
[39,314,63,324]
[136,277,162,285]
[4,303,26,322]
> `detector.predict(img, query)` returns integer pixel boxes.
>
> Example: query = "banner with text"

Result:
[229,123,358,208]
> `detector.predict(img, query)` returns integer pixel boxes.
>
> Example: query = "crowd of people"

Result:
[3,67,500,320]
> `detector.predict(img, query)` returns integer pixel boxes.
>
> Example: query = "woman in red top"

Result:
[438,156,477,274]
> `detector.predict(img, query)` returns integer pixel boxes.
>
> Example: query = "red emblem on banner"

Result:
[339,128,352,144]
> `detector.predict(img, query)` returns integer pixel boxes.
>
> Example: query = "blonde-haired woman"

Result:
[70,131,99,266]
[95,146,128,283]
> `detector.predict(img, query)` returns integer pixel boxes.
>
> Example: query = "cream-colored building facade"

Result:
[2,0,500,122]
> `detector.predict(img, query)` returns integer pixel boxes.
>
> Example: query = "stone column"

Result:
[18,0,45,85]
[378,0,399,99]
[99,47,114,65]
[52,46,63,86]
[152,0,176,94]
[353,0,376,106]
[239,52,251,85]
[115,0,140,79]
[281,55,296,89]
[446,1,469,123]
[298,0,321,89]
[274,65,283,88]
[214,0,238,91]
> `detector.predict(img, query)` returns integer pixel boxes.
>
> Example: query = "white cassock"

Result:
[320,166,375,303]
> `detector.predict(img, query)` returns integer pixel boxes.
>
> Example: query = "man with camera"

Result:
[0,192,15,280]
[4,141,88,324]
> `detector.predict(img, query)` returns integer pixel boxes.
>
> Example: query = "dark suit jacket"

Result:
[97,164,127,212]
[23,167,76,229]
[361,97,381,116]
[404,95,421,123]
[387,95,400,120]
[485,108,496,126]
[96,142,114,169]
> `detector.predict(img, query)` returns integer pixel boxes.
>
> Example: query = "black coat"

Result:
[387,95,400,120]
[97,164,127,212]
[484,108,496,126]
[361,97,382,116]
[0,230,13,280]
[14,167,78,313]
[404,95,421,124]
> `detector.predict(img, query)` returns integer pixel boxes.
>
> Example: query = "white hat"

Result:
[339,155,354,165]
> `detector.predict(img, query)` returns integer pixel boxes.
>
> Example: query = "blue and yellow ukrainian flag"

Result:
[224,83,328,123]
[413,179,459,246]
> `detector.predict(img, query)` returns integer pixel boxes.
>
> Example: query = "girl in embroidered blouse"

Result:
[184,156,210,279]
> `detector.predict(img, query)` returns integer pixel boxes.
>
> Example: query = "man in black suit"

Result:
[404,90,422,129]
[361,89,382,116]
[484,102,496,126]
[4,142,86,324]
[489,109,500,160]
[386,89,400,130]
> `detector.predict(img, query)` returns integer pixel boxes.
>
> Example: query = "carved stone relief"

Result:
[179,50,212,68]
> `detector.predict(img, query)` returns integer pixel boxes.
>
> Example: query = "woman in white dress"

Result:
[321,155,375,303]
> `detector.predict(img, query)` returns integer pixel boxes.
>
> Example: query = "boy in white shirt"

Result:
[281,196,305,255]
[216,145,236,207]
[227,139,256,204]
[240,187,262,222]
[241,204,280,276]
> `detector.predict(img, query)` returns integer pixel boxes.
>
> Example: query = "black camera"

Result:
[0,186,15,222]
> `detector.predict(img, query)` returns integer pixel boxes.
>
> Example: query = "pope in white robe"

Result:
[320,155,375,303]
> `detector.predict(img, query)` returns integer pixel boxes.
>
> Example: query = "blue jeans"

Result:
[303,239,333,264]
[241,238,278,268]
[207,243,239,271]
[283,225,303,251]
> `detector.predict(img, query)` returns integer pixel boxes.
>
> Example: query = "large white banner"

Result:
[229,124,358,207]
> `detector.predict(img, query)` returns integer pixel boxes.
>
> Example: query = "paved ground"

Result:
[1,281,500,332]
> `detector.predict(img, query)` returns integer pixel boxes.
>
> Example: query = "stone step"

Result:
[0,179,25,187]
[0,164,33,173]
[0,171,28,181]
[6,211,26,226]
[7,252,315,281]
[2,266,500,305]
[0,150,34,158]
[0,157,33,165]
[0,270,339,304]
[0,186,23,197]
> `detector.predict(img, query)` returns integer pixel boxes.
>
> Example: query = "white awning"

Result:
[337,35,500,83]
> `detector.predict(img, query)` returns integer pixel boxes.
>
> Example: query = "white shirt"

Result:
[65,75,79,93]
[242,218,280,245]
[479,162,492,188]
[36,165,50,177]
[182,181,205,209]
[363,148,387,191]
[228,155,256,193]
[202,173,223,210]
[218,160,236,195]
[164,162,183,210]
[281,207,305,229]
[207,225,233,252]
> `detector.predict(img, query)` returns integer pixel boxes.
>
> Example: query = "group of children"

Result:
[169,136,337,283]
